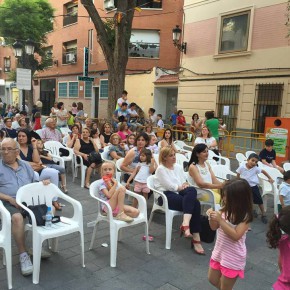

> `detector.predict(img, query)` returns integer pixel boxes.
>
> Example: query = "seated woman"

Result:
[73,127,102,189]
[117,122,132,141]
[107,133,126,161]
[100,122,113,147]
[187,143,223,205]
[159,128,178,153]
[1,117,17,138]
[36,139,68,193]
[154,147,205,255]
[91,128,104,152]
[66,124,81,148]
[144,125,156,137]
[17,129,62,210]
[194,125,219,156]
[17,118,41,140]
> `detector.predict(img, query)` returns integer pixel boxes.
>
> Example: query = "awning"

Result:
[154,74,178,84]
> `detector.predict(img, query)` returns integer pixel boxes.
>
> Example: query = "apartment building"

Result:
[178,0,290,133]
[33,0,184,117]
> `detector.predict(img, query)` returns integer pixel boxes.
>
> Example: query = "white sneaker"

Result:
[20,254,33,276]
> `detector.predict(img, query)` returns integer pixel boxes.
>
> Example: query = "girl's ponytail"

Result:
[266,215,282,249]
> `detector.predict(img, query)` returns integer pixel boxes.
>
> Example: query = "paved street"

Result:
[0,170,280,290]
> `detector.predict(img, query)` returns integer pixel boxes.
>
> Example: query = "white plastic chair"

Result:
[283,163,290,172]
[115,158,125,185]
[73,153,87,188]
[245,150,256,159]
[101,150,111,162]
[174,140,193,151]
[0,201,12,289]
[59,127,71,136]
[16,183,85,284]
[185,172,216,210]
[175,153,189,167]
[211,165,237,182]
[87,180,150,267]
[208,150,231,169]
[35,129,43,138]
[147,175,183,250]
[236,153,247,165]
[44,141,74,176]
[258,167,283,213]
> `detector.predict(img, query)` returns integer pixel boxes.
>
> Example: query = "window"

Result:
[217,85,240,132]
[129,30,160,58]
[253,84,283,133]
[136,0,162,8]
[58,82,68,98]
[44,46,53,67]
[88,29,93,64]
[100,80,108,99]
[63,40,77,64]
[219,10,251,54]
[69,82,79,98]
[63,2,78,26]
[4,57,11,73]
[84,81,92,98]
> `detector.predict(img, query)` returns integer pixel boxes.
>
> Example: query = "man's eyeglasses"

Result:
[0,147,18,153]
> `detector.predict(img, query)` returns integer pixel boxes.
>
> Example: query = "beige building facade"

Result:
[178,0,290,132]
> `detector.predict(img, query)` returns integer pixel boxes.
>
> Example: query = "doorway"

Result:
[40,79,56,116]
[165,88,178,123]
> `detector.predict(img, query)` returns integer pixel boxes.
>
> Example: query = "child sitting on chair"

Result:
[98,162,139,222]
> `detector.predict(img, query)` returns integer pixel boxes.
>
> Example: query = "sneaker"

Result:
[261,215,268,224]
[20,254,33,276]
[28,248,51,259]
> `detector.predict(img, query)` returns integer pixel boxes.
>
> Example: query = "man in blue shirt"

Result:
[0,138,47,276]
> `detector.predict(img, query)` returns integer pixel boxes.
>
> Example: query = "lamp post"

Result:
[172,25,187,54]
[12,39,35,111]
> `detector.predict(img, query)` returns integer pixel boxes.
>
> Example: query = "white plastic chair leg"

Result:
[110,226,118,267]
[144,222,150,254]
[50,238,59,252]
[4,248,12,289]
[79,230,85,267]
[165,212,174,250]
[32,239,42,284]
[148,209,155,226]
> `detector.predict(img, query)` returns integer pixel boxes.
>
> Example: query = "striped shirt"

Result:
[211,214,247,270]
[42,127,62,143]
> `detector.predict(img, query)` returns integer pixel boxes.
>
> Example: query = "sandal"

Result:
[191,239,205,255]
[180,225,193,238]
[52,201,62,211]
[142,235,154,242]
[115,211,133,223]
[84,183,90,189]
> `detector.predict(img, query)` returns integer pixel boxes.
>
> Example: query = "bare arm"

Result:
[149,158,156,174]
[66,134,77,148]
[261,169,274,183]
[0,193,19,208]
[261,159,272,167]
[189,164,223,189]
[120,148,135,173]
[101,179,118,199]
[126,166,139,188]
[210,211,249,241]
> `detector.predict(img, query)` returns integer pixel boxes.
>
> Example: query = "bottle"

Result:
[45,206,53,227]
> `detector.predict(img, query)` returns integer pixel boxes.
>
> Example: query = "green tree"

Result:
[0,0,54,109]
[81,0,136,117]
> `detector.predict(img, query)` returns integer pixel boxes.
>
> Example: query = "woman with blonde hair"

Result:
[154,147,205,255]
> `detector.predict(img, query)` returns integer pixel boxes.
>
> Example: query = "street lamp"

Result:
[12,39,35,111]
[172,25,187,54]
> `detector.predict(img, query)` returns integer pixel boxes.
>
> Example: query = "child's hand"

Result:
[269,178,274,184]
[206,208,213,218]
[210,211,221,223]
[125,183,130,189]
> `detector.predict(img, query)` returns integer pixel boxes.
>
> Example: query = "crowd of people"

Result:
[0,94,289,290]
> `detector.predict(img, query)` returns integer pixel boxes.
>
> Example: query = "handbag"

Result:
[22,196,48,226]
[200,215,216,243]
[88,151,102,164]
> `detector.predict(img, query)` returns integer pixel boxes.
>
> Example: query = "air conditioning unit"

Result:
[104,0,115,10]
[66,53,75,63]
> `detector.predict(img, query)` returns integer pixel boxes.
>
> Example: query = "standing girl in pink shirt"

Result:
[207,179,253,290]
[267,206,290,290]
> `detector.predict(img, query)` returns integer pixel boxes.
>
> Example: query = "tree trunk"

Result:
[81,0,136,118]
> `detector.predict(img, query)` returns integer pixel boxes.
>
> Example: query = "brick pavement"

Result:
[0,167,280,290]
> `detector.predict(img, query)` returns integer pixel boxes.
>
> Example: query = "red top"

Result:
[33,117,42,130]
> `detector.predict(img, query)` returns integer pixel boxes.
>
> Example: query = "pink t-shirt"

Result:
[211,213,247,271]
[273,235,290,290]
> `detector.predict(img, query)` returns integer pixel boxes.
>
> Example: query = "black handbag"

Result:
[22,197,48,226]
[200,215,216,243]
[88,151,102,164]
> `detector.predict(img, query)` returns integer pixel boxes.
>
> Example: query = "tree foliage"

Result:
[81,0,136,117]
[0,0,54,72]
